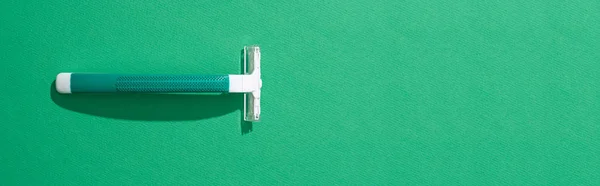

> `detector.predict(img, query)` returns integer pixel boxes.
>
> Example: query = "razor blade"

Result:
[55,45,262,122]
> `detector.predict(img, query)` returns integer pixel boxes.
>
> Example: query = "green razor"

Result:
[56,45,262,121]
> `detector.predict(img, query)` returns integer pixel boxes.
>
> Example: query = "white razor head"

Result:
[243,45,261,121]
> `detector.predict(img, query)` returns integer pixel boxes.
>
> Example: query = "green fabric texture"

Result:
[70,74,230,93]
[1,0,599,185]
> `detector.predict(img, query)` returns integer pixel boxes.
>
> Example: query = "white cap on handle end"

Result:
[56,73,72,94]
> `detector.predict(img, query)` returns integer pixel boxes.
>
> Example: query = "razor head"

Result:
[243,45,261,121]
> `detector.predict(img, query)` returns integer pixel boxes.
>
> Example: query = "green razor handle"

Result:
[58,74,230,93]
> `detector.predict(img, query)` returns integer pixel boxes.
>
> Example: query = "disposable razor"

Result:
[55,45,262,121]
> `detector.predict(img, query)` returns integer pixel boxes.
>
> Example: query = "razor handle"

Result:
[56,73,230,93]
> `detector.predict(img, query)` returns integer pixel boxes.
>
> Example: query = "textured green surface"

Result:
[2,0,600,185]
[70,74,229,93]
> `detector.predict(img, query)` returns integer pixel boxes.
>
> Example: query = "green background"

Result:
[2,0,599,185]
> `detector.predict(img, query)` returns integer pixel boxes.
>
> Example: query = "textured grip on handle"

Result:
[69,73,229,93]
[114,75,229,92]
